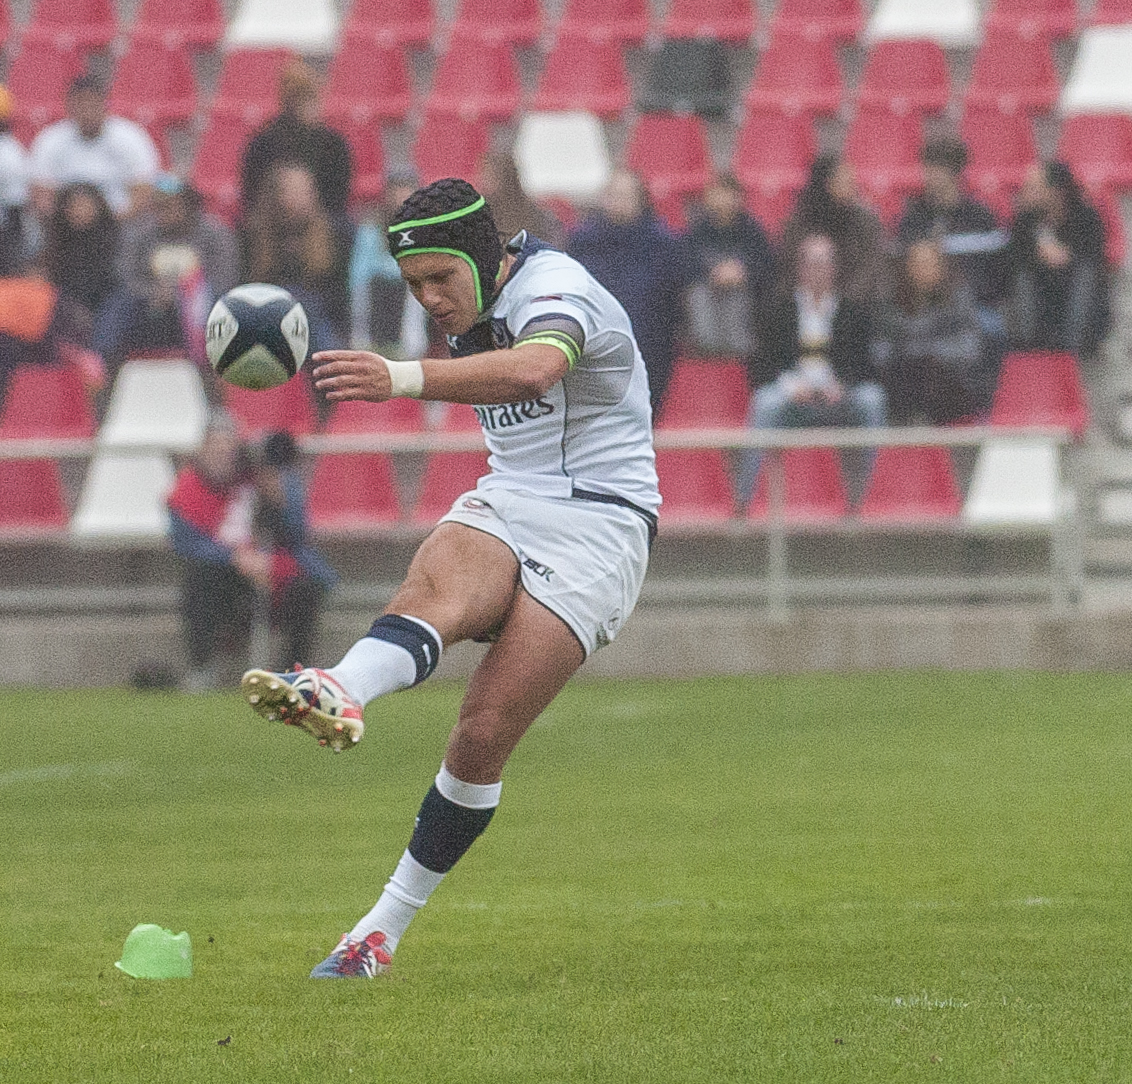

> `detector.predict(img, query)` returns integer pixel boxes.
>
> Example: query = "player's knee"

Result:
[450,703,519,765]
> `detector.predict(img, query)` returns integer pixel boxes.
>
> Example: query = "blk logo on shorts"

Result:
[522,556,554,581]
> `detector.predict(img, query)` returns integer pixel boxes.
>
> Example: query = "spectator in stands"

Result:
[349,168,429,355]
[28,74,160,218]
[0,85,30,275]
[684,173,775,365]
[1005,161,1109,356]
[166,418,336,689]
[242,162,352,353]
[736,233,884,503]
[780,154,887,304]
[241,59,353,221]
[96,174,239,375]
[872,240,989,425]
[478,150,565,248]
[898,137,1008,310]
[567,168,688,408]
[43,182,120,329]
[252,430,337,668]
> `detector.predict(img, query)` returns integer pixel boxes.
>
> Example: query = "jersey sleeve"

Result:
[507,261,596,370]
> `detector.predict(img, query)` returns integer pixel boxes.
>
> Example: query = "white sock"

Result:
[348,850,445,952]
[326,615,442,706]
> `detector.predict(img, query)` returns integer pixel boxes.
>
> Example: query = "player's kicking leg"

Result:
[309,587,585,977]
[241,524,518,751]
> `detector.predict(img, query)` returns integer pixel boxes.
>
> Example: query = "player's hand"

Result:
[312,351,395,402]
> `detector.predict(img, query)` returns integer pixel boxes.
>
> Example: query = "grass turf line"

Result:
[1,673,1131,1082]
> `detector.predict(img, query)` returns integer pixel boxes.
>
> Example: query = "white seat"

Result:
[865,0,980,46]
[1061,27,1132,114]
[225,0,339,52]
[98,359,209,453]
[963,439,1062,526]
[71,451,176,539]
[514,111,612,204]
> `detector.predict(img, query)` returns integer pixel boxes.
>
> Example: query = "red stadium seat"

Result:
[1090,0,1132,25]
[844,106,924,226]
[0,2,11,48]
[190,112,258,223]
[965,30,1060,115]
[990,351,1089,437]
[858,447,962,522]
[307,401,424,533]
[745,187,798,236]
[211,48,294,125]
[411,404,489,526]
[425,29,522,121]
[412,115,491,186]
[323,38,412,125]
[733,109,816,198]
[24,0,116,51]
[452,0,542,46]
[857,40,951,117]
[0,460,68,536]
[1056,114,1132,193]
[745,32,844,118]
[747,448,849,522]
[657,358,749,429]
[108,39,198,129]
[132,0,224,49]
[8,40,83,145]
[656,451,735,524]
[660,0,756,43]
[333,115,385,206]
[532,31,632,119]
[343,0,434,46]
[772,0,864,43]
[985,0,1076,39]
[961,106,1038,220]
[558,0,650,45]
[0,365,96,439]
[627,113,713,206]
[223,377,318,439]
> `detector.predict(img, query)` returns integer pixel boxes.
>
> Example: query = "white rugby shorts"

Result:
[438,487,651,656]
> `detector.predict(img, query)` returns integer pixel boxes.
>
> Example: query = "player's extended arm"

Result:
[311,343,570,405]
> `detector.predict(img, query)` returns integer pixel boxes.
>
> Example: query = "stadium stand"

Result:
[965,28,1061,115]
[964,439,1063,525]
[108,39,199,131]
[7,38,82,144]
[413,114,490,186]
[655,449,736,524]
[960,106,1039,219]
[626,112,713,226]
[515,111,612,203]
[98,360,210,453]
[223,377,319,439]
[856,39,951,116]
[745,31,844,117]
[190,110,259,221]
[557,0,650,45]
[424,29,523,121]
[342,0,434,46]
[224,0,339,52]
[1062,26,1132,114]
[657,358,749,430]
[857,446,962,522]
[0,460,69,536]
[452,0,542,46]
[984,0,1077,40]
[865,0,980,47]
[1090,0,1132,26]
[131,0,225,50]
[210,47,291,124]
[732,108,816,236]
[71,450,175,539]
[747,448,849,523]
[1056,115,1132,194]
[639,38,731,118]
[531,31,632,119]
[23,0,117,50]
[322,38,413,125]
[659,0,756,43]
[843,105,924,225]
[989,352,1091,438]
[0,365,96,440]
[335,114,386,206]
[771,0,863,43]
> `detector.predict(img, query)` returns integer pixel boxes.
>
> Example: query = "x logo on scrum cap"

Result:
[397,231,414,247]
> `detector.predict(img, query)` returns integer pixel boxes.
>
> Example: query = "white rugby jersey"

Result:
[449,237,660,516]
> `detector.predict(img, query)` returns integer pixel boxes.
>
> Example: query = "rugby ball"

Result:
[206,283,309,390]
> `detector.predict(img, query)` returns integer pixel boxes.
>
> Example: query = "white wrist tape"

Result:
[384,358,425,399]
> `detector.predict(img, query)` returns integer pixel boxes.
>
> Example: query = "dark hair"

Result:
[260,430,298,468]
[793,154,852,237]
[893,240,958,314]
[68,73,106,97]
[43,183,119,310]
[921,137,968,174]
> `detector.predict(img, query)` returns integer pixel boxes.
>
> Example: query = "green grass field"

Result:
[2,673,1132,1083]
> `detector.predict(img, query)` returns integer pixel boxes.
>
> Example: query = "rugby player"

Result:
[241,178,659,978]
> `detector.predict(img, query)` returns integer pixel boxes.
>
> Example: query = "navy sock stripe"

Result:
[366,614,441,685]
[408,785,496,874]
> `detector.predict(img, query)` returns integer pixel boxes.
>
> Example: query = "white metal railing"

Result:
[0,424,1081,614]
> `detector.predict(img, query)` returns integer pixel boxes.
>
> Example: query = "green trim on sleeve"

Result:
[516,332,581,370]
